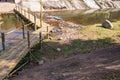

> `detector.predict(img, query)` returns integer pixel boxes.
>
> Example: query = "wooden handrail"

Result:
[14,4,45,31]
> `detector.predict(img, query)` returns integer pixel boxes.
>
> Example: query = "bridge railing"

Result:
[15,4,41,30]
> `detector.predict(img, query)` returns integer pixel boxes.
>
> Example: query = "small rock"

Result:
[50,30,56,33]
[51,72,57,75]
[56,48,61,52]
[38,60,44,65]
[57,29,61,32]
[54,16,61,20]
[41,57,47,61]
[102,20,113,29]
[58,37,63,40]
[49,37,52,40]
[64,30,69,33]
[50,30,53,33]
[60,27,63,29]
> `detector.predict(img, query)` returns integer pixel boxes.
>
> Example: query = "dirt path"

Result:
[10,45,120,80]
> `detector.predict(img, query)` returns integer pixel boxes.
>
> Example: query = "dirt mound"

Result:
[11,46,120,80]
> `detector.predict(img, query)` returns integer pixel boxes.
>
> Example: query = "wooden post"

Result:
[24,9,25,16]
[20,6,22,13]
[15,14,18,19]
[15,4,17,10]
[40,0,42,28]
[47,26,49,32]
[17,5,20,12]
[39,32,42,49]
[27,31,30,48]
[47,26,49,39]
[19,16,21,22]
[28,9,30,20]
[22,20,25,39]
[34,13,37,31]
[1,32,5,50]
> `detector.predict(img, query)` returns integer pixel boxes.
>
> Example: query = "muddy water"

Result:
[45,9,120,26]
[1,13,21,30]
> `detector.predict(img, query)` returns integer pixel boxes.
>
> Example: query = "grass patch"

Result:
[79,21,120,41]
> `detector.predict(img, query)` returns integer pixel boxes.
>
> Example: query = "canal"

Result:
[45,9,120,26]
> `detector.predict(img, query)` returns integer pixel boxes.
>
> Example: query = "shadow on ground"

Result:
[11,37,120,80]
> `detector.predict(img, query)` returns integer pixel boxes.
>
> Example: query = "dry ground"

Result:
[10,46,120,80]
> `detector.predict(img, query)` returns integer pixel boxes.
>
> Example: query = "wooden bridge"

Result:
[15,4,42,31]
[0,4,52,80]
[0,32,39,80]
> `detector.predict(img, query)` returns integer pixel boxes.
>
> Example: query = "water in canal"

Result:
[0,14,21,30]
[45,9,120,26]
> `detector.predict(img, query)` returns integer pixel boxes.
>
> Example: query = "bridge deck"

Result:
[0,33,39,79]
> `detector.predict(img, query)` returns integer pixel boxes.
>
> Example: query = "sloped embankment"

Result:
[21,0,120,11]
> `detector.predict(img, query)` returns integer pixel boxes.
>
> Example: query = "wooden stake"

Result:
[22,20,25,39]
[28,9,30,20]
[1,32,5,50]
[39,32,42,49]
[47,26,49,39]
[27,31,30,48]
[40,0,42,28]
[34,13,37,31]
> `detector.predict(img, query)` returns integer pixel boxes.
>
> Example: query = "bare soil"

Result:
[10,46,120,80]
